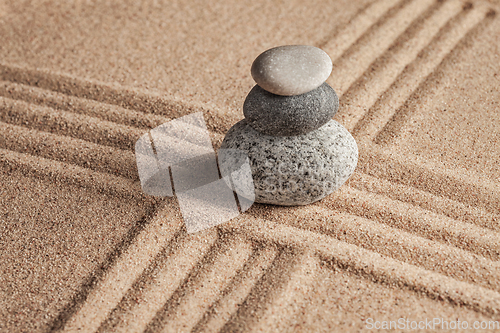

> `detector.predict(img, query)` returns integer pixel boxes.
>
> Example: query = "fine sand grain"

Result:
[1,0,499,332]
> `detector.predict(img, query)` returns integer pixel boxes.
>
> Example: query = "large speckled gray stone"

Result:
[251,45,333,96]
[218,119,358,206]
[243,82,338,136]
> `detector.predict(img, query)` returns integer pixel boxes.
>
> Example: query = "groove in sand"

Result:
[61,204,185,333]
[358,143,500,215]
[248,204,500,292]
[0,80,171,130]
[0,121,138,180]
[0,96,142,151]
[220,248,316,332]
[150,237,253,333]
[348,171,500,231]
[322,185,500,261]
[220,217,500,316]
[0,63,194,119]
[352,3,490,140]
[372,6,495,144]
[320,0,401,60]
[0,148,141,199]
[246,252,319,333]
[339,0,463,131]
[192,246,278,333]
[328,0,436,97]
[109,230,219,333]
[0,62,239,134]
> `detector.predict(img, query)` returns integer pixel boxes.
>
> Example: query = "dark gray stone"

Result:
[218,119,358,206]
[243,83,339,136]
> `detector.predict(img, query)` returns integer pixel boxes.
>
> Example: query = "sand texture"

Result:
[1,0,500,332]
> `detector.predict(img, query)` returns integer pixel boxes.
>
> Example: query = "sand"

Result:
[0,0,499,332]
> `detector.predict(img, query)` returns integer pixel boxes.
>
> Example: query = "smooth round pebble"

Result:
[243,82,338,136]
[251,45,333,96]
[219,119,358,206]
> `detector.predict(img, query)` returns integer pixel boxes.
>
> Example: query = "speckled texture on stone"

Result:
[243,83,339,136]
[219,119,358,206]
[251,45,333,96]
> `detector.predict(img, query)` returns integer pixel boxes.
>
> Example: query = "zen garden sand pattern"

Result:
[1,0,500,331]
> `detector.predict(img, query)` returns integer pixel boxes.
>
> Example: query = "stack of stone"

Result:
[219,45,358,206]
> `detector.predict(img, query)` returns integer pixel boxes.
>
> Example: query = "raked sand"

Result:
[1,0,500,331]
